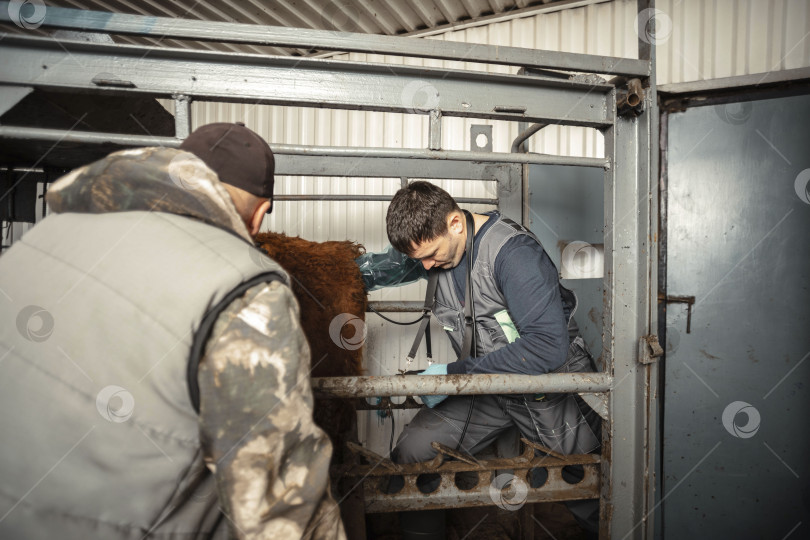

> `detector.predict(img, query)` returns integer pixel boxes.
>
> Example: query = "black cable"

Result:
[455,211,478,452]
[456,396,475,451]
[367,305,426,326]
[389,410,396,456]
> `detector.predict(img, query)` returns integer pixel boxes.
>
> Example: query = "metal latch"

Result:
[660,294,696,333]
[639,334,664,364]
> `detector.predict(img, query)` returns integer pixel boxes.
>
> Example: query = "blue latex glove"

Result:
[419,363,449,408]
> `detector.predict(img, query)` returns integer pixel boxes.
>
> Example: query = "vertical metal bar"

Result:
[428,109,442,150]
[601,82,656,538]
[517,120,529,153]
[601,52,659,540]
[656,110,669,540]
[521,163,531,227]
[599,4,659,538]
[637,0,653,62]
[642,1,660,536]
[495,163,523,222]
[173,94,192,140]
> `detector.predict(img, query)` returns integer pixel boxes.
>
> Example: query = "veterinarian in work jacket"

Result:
[364,211,602,455]
[432,211,600,443]
[359,180,602,536]
[0,142,345,539]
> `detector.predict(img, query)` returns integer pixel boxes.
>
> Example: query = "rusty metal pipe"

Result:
[312,372,612,398]
[366,301,424,313]
[617,77,645,113]
[0,126,610,169]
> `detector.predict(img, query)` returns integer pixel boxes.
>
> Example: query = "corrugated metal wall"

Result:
[168,0,810,454]
[657,0,810,83]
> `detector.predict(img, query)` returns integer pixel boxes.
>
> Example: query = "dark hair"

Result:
[387,181,461,255]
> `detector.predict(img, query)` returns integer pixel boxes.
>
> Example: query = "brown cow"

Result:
[254,232,367,461]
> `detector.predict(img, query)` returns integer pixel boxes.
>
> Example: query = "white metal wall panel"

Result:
[174,0,810,454]
[656,0,810,84]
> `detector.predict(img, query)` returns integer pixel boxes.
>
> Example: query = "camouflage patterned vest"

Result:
[0,211,286,539]
[432,212,577,359]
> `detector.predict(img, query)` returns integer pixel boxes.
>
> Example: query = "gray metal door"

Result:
[663,92,810,539]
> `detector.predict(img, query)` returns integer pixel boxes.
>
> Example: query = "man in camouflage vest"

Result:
[0,123,346,539]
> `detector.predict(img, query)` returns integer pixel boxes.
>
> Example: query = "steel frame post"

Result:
[642,5,660,536]
[601,85,658,540]
[496,161,523,222]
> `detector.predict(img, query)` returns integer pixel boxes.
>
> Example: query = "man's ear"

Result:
[447,211,464,235]
[249,199,272,236]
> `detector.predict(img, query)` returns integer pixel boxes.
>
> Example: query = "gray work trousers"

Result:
[391,337,602,533]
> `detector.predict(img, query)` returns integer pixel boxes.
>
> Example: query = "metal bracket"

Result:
[470,124,493,152]
[578,392,609,421]
[428,109,442,150]
[173,94,192,140]
[90,73,136,88]
[639,334,664,364]
[570,73,607,86]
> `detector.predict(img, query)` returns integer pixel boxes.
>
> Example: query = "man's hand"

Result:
[419,363,449,408]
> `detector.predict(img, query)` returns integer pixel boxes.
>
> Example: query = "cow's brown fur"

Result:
[256,231,367,378]
[255,232,366,459]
